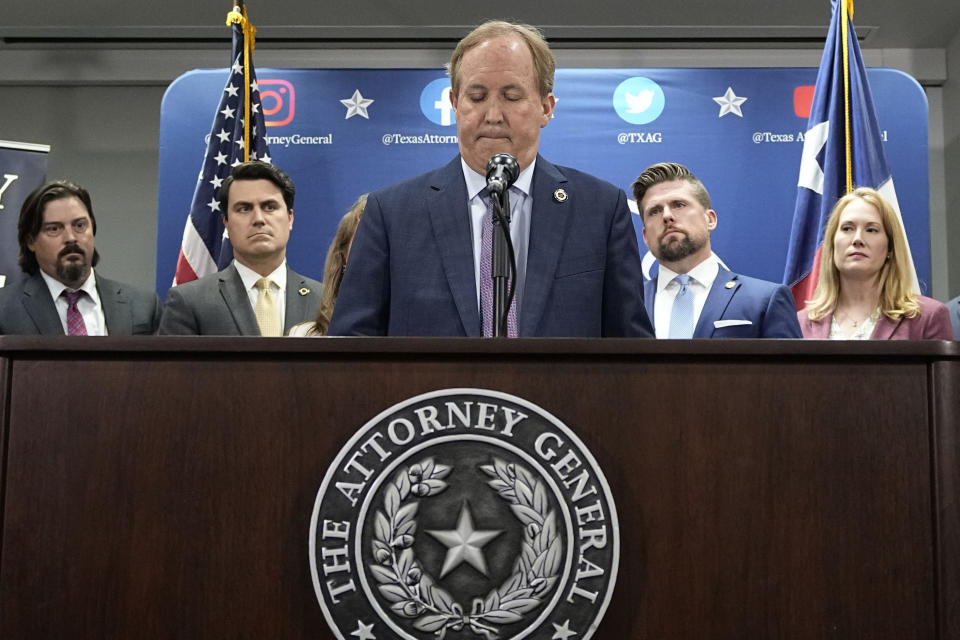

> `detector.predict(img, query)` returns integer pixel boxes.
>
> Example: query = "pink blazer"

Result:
[798,295,954,340]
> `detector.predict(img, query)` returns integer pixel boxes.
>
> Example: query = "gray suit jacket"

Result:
[946,294,960,340]
[0,271,162,335]
[158,264,322,336]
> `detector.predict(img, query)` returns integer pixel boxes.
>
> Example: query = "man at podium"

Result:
[329,20,653,338]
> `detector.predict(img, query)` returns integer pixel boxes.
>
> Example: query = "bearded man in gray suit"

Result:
[0,180,162,335]
[159,161,320,336]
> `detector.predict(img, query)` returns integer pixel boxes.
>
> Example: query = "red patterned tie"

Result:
[63,290,88,336]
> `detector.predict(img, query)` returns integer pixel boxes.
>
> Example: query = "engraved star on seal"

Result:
[426,503,502,578]
[712,86,748,118]
[350,620,376,640]
[340,89,374,120]
[552,619,578,639]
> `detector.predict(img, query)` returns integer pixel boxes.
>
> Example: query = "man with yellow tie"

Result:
[159,161,321,336]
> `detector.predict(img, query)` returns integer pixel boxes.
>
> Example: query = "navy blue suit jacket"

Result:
[644,268,801,338]
[330,155,653,337]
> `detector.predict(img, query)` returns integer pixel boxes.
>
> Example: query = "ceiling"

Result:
[2,1,959,50]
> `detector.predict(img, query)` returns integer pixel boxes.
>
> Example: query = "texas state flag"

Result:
[782,0,919,308]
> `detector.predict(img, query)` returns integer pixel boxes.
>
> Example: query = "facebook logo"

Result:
[420,78,456,126]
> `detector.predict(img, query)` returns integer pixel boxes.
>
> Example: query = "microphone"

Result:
[485,154,520,195]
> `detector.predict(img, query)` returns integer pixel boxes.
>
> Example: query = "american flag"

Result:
[782,0,919,308]
[174,6,271,284]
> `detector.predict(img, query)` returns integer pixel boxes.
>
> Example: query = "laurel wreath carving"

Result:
[369,457,561,639]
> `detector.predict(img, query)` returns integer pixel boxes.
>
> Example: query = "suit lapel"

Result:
[427,158,481,336]
[22,273,65,334]
[520,158,571,336]
[283,266,317,332]
[220,266,260,335]
[643,279,656,329]
[694,270,739,338]
[97,276,132,335]
[870,313,901,340]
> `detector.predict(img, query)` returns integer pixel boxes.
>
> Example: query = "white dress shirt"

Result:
[462,158,534,319]
[40,268,107,335]
[653,254,720,339]
[233,260,287,328]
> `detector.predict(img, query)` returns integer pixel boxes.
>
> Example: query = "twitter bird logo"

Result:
[614,77,665,124]
[625,90,655,113]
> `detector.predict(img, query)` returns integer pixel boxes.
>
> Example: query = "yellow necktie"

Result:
[254,277,282,336]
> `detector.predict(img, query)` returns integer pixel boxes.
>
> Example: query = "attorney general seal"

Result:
[309,389,619,639]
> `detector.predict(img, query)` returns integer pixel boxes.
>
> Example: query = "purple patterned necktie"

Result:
[62,290,88,336]
[480,192,518,337]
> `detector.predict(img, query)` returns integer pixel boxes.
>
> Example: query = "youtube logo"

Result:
[794,85,815,118]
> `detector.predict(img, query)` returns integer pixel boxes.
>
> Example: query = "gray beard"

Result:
[57,261,89,287]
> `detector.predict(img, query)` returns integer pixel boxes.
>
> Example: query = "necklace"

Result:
[832,307,880,340]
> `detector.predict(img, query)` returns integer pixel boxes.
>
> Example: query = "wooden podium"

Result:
[0,337,957,639]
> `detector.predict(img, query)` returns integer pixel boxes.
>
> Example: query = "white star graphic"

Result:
[252,102,261,114]
[251,80,259,92]
[220,104,235,120]
[209,175,224,189]
[712,86,748,118]
[259,153,272,164]
[350,620,376,640]
[206,197,220,212]
[340,89,374,120]
[231,61,243,75]
[797,120,830,195]
[216,128,230,143]
[426,504,502,578]
[235,138,244,150]
[551,619,578,640]
[214,152,228,166]
[224,83,239,98]
[231,158,243,167]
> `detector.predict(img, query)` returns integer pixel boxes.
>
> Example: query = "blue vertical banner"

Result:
[157,67,929,297]
[0,140,50,289]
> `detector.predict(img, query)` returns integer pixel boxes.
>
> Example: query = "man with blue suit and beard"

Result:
[632,162,801,339]
[329,21,653,337]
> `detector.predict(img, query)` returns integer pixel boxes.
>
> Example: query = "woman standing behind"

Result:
[798,187,952,340]
[288,194,367,336]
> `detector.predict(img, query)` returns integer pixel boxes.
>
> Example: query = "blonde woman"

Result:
[288,194,366,336]
[798,187,951,340]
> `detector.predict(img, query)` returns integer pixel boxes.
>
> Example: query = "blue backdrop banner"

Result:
[157,67,929,297]
[0,141,50,289]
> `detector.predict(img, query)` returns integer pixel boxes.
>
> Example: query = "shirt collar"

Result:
[233,259,287,292]
[656,253,720,293]
[40,268,100,303]
[461,156,536,201]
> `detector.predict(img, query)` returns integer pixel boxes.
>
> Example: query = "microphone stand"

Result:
[490,188,511,337]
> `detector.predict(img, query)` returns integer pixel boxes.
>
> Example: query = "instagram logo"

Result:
[259,79,295,127]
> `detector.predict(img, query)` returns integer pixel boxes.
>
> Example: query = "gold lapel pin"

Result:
[725,280,736,289]
[553,188,568,203]
[299,287,310,296]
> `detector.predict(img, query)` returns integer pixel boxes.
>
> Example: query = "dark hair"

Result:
[631,162,711,220]
[219,161,296,217]
[18,180,100,275]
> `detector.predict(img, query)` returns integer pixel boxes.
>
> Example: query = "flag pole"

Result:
[226,2,255,162]
[841,0,853,193]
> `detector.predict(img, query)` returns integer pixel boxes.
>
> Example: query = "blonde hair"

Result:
[446,20,555,98]
[310,194,367,336]
[805,187,919,322]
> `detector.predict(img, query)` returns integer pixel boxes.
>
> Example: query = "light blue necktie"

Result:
[668,274,694,338]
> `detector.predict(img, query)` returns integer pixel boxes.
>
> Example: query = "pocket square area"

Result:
[714,319,753,328]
